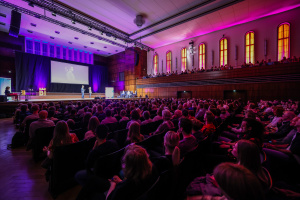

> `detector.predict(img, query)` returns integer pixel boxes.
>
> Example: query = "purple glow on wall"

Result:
[92,73,99,93]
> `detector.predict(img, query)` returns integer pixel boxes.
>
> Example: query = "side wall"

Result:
[147,7,300,75]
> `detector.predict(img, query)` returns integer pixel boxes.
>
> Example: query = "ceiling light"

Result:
[34,15,41,19]
[52,12,56,17]
[97,49,100,52]
[0,22,5,26]
[88,26,92,31]
[104,46,107,48]
[30,23,36,27]
[106,32,112,37]
[115,50,118,52]
[134,14,145,28]
[100,31,103,35]
[71,20,76,24]
[90,42,94,44]
[108,53,111,55]
[27,30,33,33]
[55,31,60,34]
[68,41,72,44]
[50,36,55,39]
[84,46,87,48]
[98,37,102,40]
[74,37,79,40]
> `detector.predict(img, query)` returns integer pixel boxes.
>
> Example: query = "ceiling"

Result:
[0,0,300,56]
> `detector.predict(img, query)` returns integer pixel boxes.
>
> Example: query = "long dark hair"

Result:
[51,121,72,151]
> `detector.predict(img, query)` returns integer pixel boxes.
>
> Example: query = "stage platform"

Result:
[0,92,143,117]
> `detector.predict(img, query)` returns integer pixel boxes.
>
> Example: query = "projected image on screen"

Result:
[51,61,89,84]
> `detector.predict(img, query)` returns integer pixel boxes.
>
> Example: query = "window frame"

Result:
[181,47,187,72]
[245,31,255,64]
[219,38,228,67]
[277,22,290,61]
[198,43,206,69]
[166,51,172,73]
[153,53,158,75]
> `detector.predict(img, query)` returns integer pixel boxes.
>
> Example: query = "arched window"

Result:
[278,22,290,61]
[181,48,187,72]
[245,31,254,64]
[166,51,172,73]
[220,38,228,67]
[199,43,205,69]
[153,53,158,75]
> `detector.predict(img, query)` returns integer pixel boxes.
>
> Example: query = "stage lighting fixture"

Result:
[27,30,33,33]
[74,37,79,40]
[71,20,76,24]
[115,50,118,52]
[30,23,36,27]
[88,26,92,30]
[106,32,112,37]
[68,41,72,44]
[100,31,103,35]
[0,22,5,26]
[52,12,56,17]
[55,31,60,34]
[98,37,102,40]
[0,13,6,18]
[104,46,107,48]
[84,46,87,48]
[97,49,100,51]
[90,42,94,44]
[50,36,55,39]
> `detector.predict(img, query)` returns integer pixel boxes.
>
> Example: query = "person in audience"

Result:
[126,109,141,129]
[266,105,284,130]
[195,103,208,120]
[231,140,272,191]
[18,104,31,124]
[153,110,174,135]
[265,111,296,140]
[119,109,129,122]
[192,119,205,142]
[153,131,180,174]
[172,109,182,120]
[81,112,93,132]
[21,104,39,127]
[100,109,117,125]
[125,122,144,145]
[106,144,157,200]
[178,118,198,157]
[47,108,58,122]
[213,163,265,200]
[42,121,78,169]
[152,108,163,122]
[84,116,100,140]
[141,111,152,125]
[28,110,55,147]
[201,111,216,136]
[94,105,106,122]
[272,116,299,144]
[67,119,76,131]
[64,105,73,116]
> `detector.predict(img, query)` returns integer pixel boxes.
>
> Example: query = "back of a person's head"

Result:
[71,109,76,115]
[182,109,188,117]
[204,103,209,109]
[97,105,103,112]
[88,116,100,132]
[120,109,127,117]
[128,121,141,140]
[156,108,163,117]
[21,104,28,112]
[234,139,262,174]
[122,144,152,182]
[39,110,48,119]
[95,125,109,139]
[48,109,55,118]
[143,111,150,120]
[31,104,39,112]
[66,119,75,130]
[131,109,140,120]
[245,109,256,120]
[174,110,182,118]
[214,162,264,200]
[162,110,172,121]
[192,120,204,132]
[205,111,215,123]
[242,118,264,138]
[179,117,193,134]
[53,121,71,147]
[164,131,179,150]
[105,109,112,117]
[274,106,284,117]
[188,110,195,117]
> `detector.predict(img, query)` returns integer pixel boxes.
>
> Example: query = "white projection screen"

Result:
[51,60,89,85]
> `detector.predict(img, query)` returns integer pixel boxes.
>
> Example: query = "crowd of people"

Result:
[12,97,300,199]
[143,56,300,79]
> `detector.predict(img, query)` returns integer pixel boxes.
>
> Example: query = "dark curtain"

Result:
[15,52,108,93]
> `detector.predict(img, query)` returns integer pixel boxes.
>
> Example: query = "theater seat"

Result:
[32,126,55,162]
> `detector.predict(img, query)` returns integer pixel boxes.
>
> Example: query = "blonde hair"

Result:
[122,144,152,182]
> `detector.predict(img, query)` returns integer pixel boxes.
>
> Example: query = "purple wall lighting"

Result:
[25,37,93,64]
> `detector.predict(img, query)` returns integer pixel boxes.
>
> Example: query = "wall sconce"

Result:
[189,40,196,55]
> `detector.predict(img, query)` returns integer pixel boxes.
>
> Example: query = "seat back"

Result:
[105,122,120,133]
[32,126,55,162]
[49,138,95,197]
[93,147,125,179]
[72,128,85,141]
[24,118,38,143]
[114,129,128,147]
[119,120,129,130]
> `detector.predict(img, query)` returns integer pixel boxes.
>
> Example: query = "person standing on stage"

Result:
[89,87,92,98]
[81,85,85,99]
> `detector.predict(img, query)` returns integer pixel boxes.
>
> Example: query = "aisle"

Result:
[0,118,80,200]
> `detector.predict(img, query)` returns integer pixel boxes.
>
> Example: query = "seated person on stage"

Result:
[178,118,198,157]
[4,86,18,100]
[84,116,100,140]
[100,109,117,125]
[28,110,55,147]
